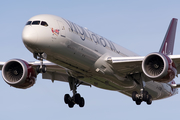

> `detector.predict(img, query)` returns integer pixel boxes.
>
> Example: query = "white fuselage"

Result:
[22,14,178,100]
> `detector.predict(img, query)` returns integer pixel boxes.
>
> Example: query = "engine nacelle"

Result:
[142,52,177,83]
[2,59,37,89]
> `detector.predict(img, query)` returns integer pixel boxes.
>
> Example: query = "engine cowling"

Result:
[142,52,177,83]
[2,59,37,89]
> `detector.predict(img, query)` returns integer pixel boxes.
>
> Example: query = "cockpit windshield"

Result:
[32,21,40,25]
[26,21,32,25]
[25,20,48,27]
[41,21,48,27]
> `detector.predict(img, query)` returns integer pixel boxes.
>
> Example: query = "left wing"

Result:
[107,55,180,88]
[107,56,144,76]
[108,55,180,75]
[0,62,5,70]
[169,55,180,74]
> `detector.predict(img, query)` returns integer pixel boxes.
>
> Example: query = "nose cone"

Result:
[22,26,38,47]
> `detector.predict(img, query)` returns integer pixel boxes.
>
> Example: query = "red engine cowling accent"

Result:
[2,59,37,89]
[142,52,177,83]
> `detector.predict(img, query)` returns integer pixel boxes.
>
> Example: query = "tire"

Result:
[132,91,138,101]
[68,101,75,108]
[75,93,81,104]
[64,94,70,104]
[79,97,85,107]
[147,95,152,105]
[136,99,142,105]
[143,91,149,102]
[36,65,41,73]
[42,65,46,73]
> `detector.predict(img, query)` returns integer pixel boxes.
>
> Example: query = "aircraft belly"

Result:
[40,39,136,91]
[79,73,137,91]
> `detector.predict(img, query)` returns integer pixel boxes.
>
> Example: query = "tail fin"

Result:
[159,18,178,55]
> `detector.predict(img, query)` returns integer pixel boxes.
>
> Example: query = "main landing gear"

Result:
[64,76,85,108]
[132,90,152,105]
[130,73,152,105]
[34,53,47,73]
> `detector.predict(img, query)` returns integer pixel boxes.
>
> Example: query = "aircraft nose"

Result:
[22,26,38,47]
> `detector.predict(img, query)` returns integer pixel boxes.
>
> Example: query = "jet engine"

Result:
[2,59,37,89]
[142,52,177,83]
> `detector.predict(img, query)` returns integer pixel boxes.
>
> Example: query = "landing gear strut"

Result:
[64,76,85,108]
[130,73,152,105]
[34,53,47,73]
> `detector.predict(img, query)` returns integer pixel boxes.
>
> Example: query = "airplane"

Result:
[1,14,180,108]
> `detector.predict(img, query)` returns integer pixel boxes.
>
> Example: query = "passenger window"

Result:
[26,21,32,25]
[41,21,48,27]
[32,21,40,25]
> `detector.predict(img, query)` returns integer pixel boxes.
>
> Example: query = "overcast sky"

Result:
[0,0,180,120]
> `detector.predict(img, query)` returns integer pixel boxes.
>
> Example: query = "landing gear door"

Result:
[57,21,66,37]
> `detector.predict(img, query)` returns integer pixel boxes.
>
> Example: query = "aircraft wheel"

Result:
[146,95,152,105]
[132,91,138,101]
[68,101,75,108]
[36,65,41,73]
[42,65,46,73]
[64,94,70,104]
[75,93,81,104]
[79,97,85,107]
[136,99,142,105]
[143,91,149,101]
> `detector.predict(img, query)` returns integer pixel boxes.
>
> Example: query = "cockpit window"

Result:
[41,21,48,27]
[26,21,32,25]
[26,20,48,26]
[32,21,40,25]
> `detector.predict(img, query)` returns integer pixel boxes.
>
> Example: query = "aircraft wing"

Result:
[107,55,180,76]
[29,61,91,86]
[169,55,180,74]
[107,56,144,76]
[0,60,91,86]
[1,55,180,88]
[0,62,5,70]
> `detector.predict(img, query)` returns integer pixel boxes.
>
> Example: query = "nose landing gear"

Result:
[34,53,47,73]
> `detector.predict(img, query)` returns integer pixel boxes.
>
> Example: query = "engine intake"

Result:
[142,52,176,83]
[2,59,37,89]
